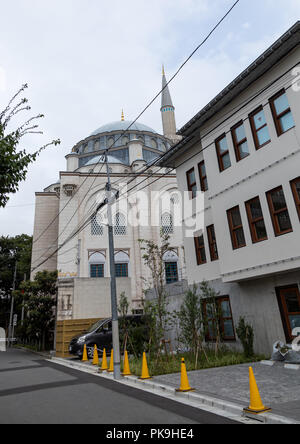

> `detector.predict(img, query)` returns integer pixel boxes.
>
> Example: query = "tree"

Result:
[0,84,60,207]
[236,317,254,358]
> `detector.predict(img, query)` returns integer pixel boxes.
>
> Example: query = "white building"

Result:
[31,70,185,321]
[161,22,300,355]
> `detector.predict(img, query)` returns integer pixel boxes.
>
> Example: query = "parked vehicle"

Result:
[69,315,148,359]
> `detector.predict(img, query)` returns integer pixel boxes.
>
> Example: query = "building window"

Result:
[207,225,218,261]
[161,212,174,235]
[114,212,127,236]
[227,206,246,250]
[90,264,104,278]
[151,139,158,149]
[203,297,235,342]
[198,161,208,192]
[270,90,295,136]
[215,134,231,172]
[186,168,197,199]
[266,186,293,236]
[107,137,115,148]
[249,106,271,149]
[115,263,128,277]
[290,177,300,221]
[165,262,178,284]
[231,121,250,162]
[91,214,104,236]
[194,235,207,265]
[277,285,300,343]
[245,197,268,243]
[122,136,129,145]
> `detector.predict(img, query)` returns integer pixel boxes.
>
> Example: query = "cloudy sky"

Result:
[0,0,299,237]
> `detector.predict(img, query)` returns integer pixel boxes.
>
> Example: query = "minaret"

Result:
[161,66,181,144]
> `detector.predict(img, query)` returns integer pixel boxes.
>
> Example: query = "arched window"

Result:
[161,212,173,235]
[114,212,127,236]
[114,251,130,277]
[107,137,115,148]
[94,140,100,151]
[89,252,106,278]
[122,136,129,145]
[151,138,158,149]
[163,250,179,284]
[91,213,104,236]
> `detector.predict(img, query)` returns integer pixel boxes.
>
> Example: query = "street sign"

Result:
[13,314,18,326]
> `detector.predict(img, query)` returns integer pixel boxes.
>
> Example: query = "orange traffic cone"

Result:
[107,349,114,373]
[100,348,109,371]
[92,345,99,366]
[122,351,132,376]
[82,344,88,362]
[244,367,271,414]
[176,358,194,392]
[139,352,152,380]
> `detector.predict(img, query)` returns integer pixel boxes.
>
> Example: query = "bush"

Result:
[236,317,254,358]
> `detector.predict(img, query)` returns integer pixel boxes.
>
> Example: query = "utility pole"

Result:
[21,273,26,326]
[8,262,17,346]
[104,151,121,380]
[77,239,81,278]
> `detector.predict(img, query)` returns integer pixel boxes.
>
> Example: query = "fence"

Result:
[56,318,101,358]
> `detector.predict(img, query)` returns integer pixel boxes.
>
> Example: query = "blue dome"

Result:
[91,120,157,136]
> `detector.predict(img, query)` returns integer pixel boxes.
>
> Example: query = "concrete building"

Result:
[161,22,300,355]
[31,70,185,321]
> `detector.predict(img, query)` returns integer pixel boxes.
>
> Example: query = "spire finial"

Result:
[121,109,125,121]
[162,64,165,76]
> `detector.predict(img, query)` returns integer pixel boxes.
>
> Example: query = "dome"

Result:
[90,120,157,136]
[85,154,127,166]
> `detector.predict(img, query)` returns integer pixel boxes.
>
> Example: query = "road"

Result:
[0,348,238,424]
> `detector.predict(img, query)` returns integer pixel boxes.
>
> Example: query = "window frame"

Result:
[207,225,219,261]
[276,285,300,343]
[202,296,236,342]
[194,235,207,266]
[231,121,250,162]
[269,89,295,136]
[90,263,104,278]
[266,186,293,237]
[186,167,197,199]
[227,206,246,250]
[290,177,300,222]
[215,134,231,172]
[249,106,271,150]
[165,262,179,284]
[115,262,129,278]
[198,160,208,192]
[245,196,268,244]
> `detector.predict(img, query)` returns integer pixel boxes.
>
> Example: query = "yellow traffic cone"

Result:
[92,345,99,366]
[82,344,88,362]
[107,349,114,373]
[100,348,108,371]
[176,358,194,392]
[139,352,152,380]
[244,367,271,414]
[122,351,132,376]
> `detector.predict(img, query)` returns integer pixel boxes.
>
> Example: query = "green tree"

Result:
[0,84,60,207]
[236,317,254,358]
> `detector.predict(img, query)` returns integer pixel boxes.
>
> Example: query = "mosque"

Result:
[30,69,185,321]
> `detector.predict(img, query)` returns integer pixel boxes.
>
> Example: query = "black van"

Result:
[68,315,148,359]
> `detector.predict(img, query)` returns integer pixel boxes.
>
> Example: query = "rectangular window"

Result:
[249,106,271,149]
[115,263,128,277]
[270,90,295,136]
[198,161,208,192]
[194,235,207,265]
[227,206,246,250]
[266,186,293,236]
[165,262,178,284]
[290,177,300,221]
[186,168,197,199]
[215,134,231,172]
[245,197,268,243]
[277,285,300,343]
[90,264,104,278]
[207,225,218,261]
[203,296,235,342]
[231,121,250,161]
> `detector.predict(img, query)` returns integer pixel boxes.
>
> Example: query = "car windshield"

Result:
[86,320,106,333]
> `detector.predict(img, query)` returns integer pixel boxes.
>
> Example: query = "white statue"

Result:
[0,328,6,352]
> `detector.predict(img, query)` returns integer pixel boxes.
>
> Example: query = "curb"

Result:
[49,357,299,425]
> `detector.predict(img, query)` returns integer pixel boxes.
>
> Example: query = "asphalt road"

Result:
[0,349,238,425]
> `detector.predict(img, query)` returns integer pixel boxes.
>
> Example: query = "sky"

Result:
[0,0,299,237]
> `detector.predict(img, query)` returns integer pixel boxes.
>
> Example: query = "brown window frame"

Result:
[269,89,295,136]
[231,121,250,162]
[227,206,246,250]
[290,177,300,222]
[245,196,268,243]
[215,134,231,172]
[198,161,208,192]
[207,225,219,261]
[249,106,271,150]
[276,285,300,343]
[266,186,293,237]
[202,296,236,342]
[194,235,207,266]
[186,168,197,199]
